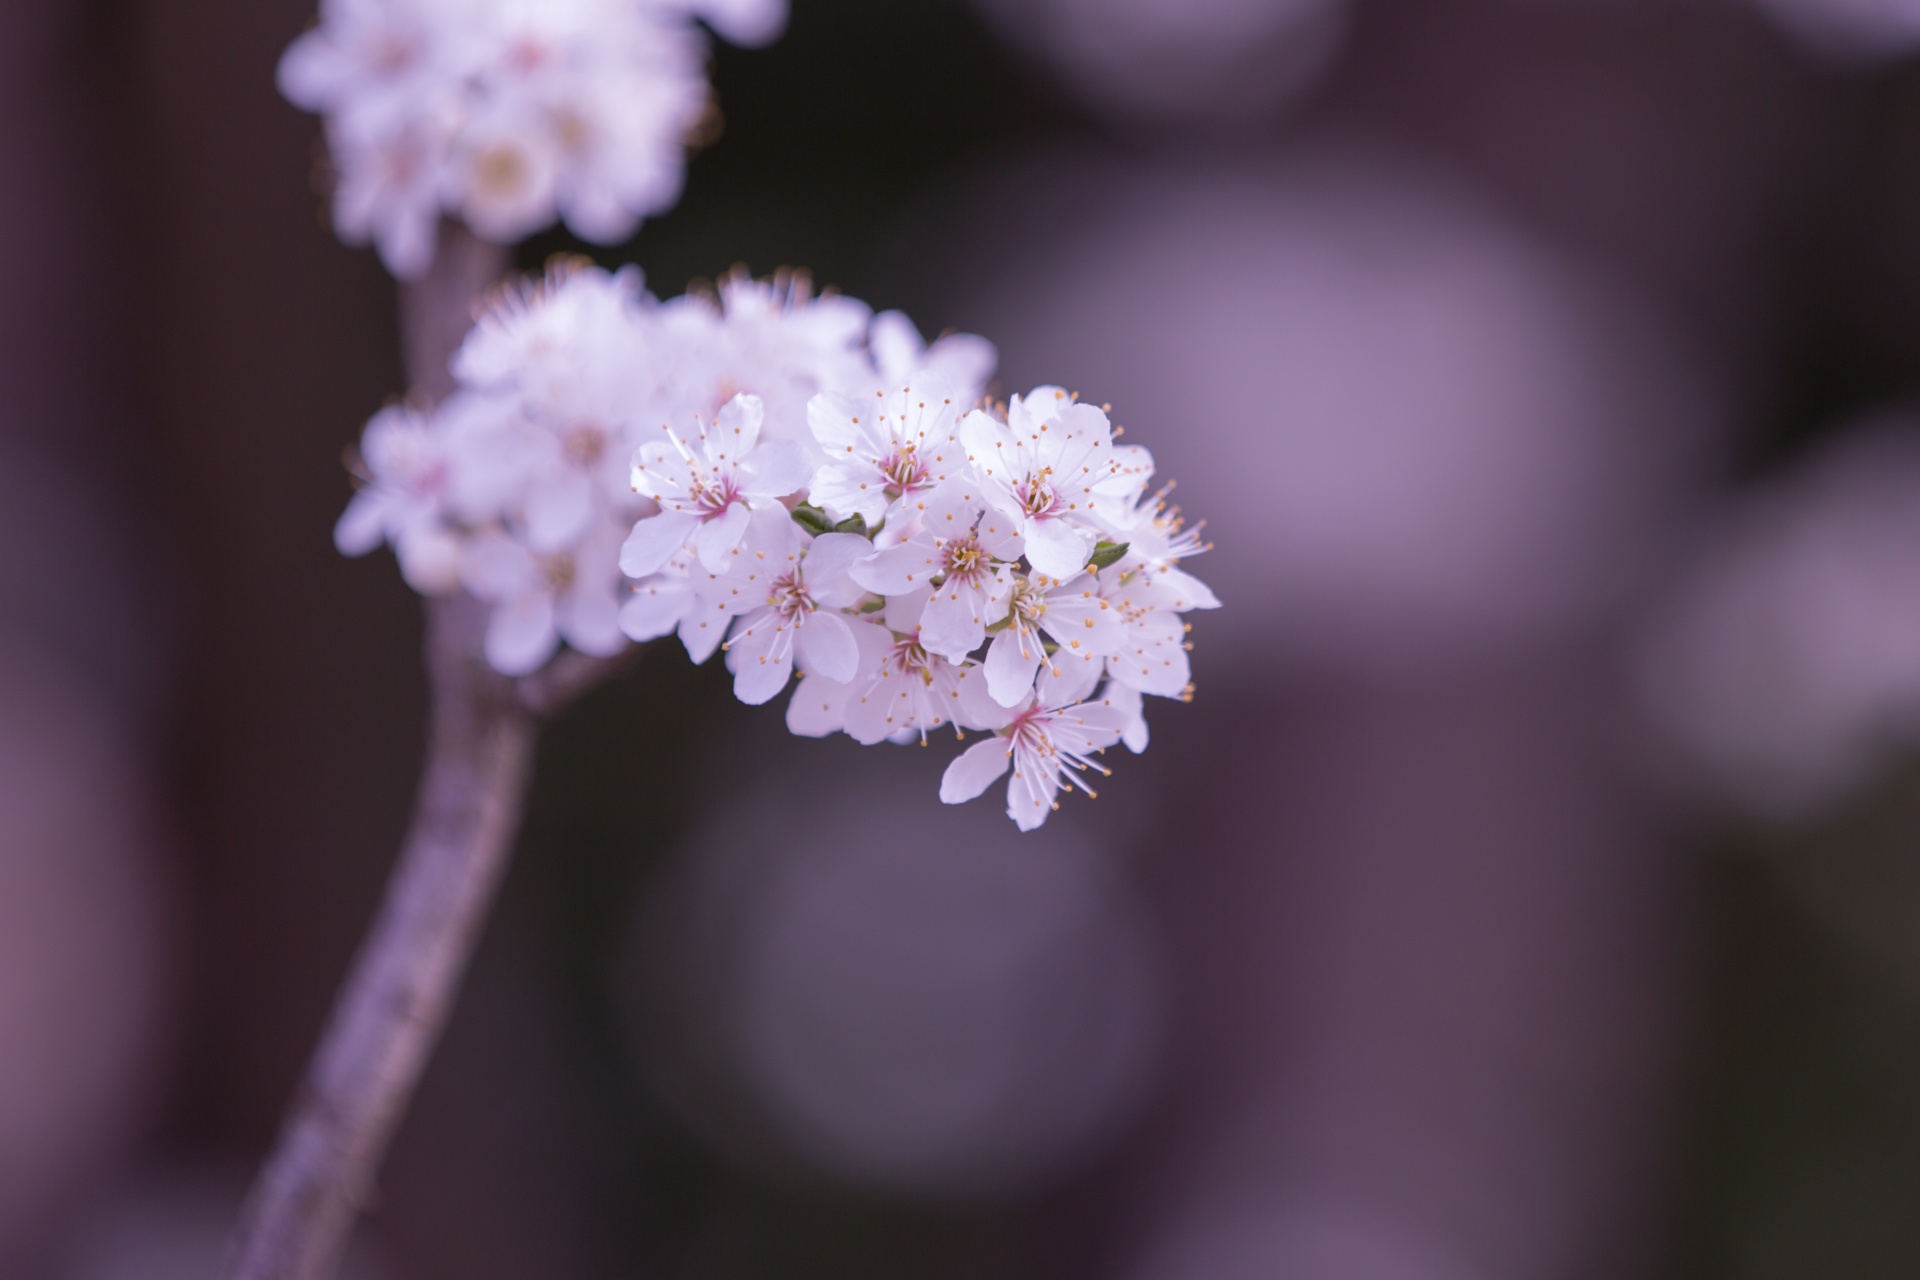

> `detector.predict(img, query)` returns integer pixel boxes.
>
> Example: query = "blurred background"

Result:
[13,0,1920,1275]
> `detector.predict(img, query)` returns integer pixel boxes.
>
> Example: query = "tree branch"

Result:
[229,225,540,1280]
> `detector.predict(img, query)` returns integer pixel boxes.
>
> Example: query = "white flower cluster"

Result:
[338,265,1218,829]
[279,0,785,277]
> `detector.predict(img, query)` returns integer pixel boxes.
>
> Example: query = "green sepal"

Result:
[833,513,870,537]
[791,504,832,535]
[1087,540,1129,571]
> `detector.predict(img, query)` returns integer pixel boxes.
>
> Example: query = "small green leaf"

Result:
[791,504,831,535]
[833,513,870,537]
[984,612,1015,634]
[1087,541,1129,571]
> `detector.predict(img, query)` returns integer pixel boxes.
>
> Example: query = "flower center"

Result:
[474,144,531,198]
[770,571,814,622]
[689,471,740,518]
[1006,707,1057,759]
[1008,576,1047,624]
[541,553,576,591]
[879,447,928,496]
[1015,473,1060,520]
[884,635,937,685]
[564,423,606,465]
[939,534,989,586]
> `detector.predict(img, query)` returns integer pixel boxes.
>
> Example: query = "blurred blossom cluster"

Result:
[1749,0,1920,60]
[1640,419,1920,818]
[277,0,785,277]
[338,264,1219,827]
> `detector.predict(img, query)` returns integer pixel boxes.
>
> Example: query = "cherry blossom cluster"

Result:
[279,0,785,278]
[337,264,1218,829]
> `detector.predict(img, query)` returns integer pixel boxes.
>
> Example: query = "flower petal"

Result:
[1023,516,1093,580]
[485,592,557,676]
[794,609,859,683]
[985,628,1045,708]
[691,502,753,573]
[940,737,1011,804]
[620,510,697,577]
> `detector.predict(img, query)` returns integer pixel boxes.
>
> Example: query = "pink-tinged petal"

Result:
[1023,516,1093,580]
[523,470,594,553]
[1158,565,1221,610]
[485,592,557,676]
[883,586,931,633]
[940,737,1011,804]
[985,629,1045,708]
[620,510,697,577]
[740,439,813,499]
[795,609,859,683]
[1108,683,1149,754]
[806,390,870,455]
[958,409,1018,482]
[952,668,1019,731]
[460,531,537,599]
[558,584,624,657]
[334,493,387,556]
[728,622,794,706]
[844,674,909,745]
[737,503,802,560]
[691,501,753,573]
[922,331,997,397]
[618,577,692,641]
[1056,701,1132,747]
[1111,613,1191,697]
[678,609,728,664]
[802,533,876,604]
[868,310,927,380]
[808,462,889,526]
[711,393,765,462]
[920,583,991,664]
[1006,754,1057,831]
[1038,647,1103,707]
[786,672,851,737]
[850,540,937,596]
[1040,594,1127,659]
[396,527,463,595]
[689,0,787,44]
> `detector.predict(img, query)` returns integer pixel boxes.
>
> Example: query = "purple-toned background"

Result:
[8,0,1920,1276]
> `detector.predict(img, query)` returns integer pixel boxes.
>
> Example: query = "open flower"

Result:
[983,569,1127,707]
[959,387,1147,579]
[460,518,627,675]
[938,688,1133,831]
[721,522,871,704]
[849,479,1022,662]
[807,372,966,528]
[621,393,812,575]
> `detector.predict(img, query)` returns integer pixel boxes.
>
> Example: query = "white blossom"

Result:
[720,520,870,705]
[849,479,1022,662]
[984,570,1126,708]
[279,0,772,276]
[806,374,967,529]
[460,517,628,675]
[332,262,1216,828]
[959,388,1150,579]
[621,393,813,576]
[939,689,1133,831]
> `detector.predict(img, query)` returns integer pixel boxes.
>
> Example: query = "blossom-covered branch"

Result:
[340,264,1219,827]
